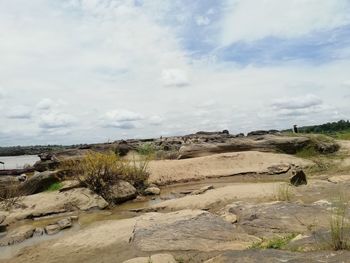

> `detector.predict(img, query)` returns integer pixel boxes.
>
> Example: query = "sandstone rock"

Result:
[57,218,72,230]
[19,170,61,195]
[110,180,137,204]
[45,224,60,235]
[204,250,350,263]
[178,135,312,159]
[0,225,34,246]
[191,185,214,195]
[123,254,177,263]
[132,210,259,252]
[144,186,161,195]
[266,164,291,175]
[0,215,5,225]
[290,169,307,186]
[227,201,331,239]
[3,188,108,224]
[33,227,44,237]
[328,175,350,183]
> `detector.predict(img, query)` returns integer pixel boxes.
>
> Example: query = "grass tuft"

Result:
[45,182,63,192]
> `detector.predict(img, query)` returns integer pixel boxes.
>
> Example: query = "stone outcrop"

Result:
[178,135,313,159]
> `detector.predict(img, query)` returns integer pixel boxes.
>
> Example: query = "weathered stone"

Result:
[57,218,72,230]
[144,187,161,195]
[204,250,350,263]
[220,213,238,224]
[266,164,291,175]
[45,224,60,235]
[0,215,5,225]
[132,210,260,252]
[110,180,137,204]
[123,254,177,263]
[191,185,214,195]
[290,169,307,186]
[19,170,61,195]
[0,225,34,246]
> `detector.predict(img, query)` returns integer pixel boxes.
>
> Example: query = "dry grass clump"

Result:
[329,193,350,250]
[61,151,149,202]
[274,183,294,201]
[0,183,25,211]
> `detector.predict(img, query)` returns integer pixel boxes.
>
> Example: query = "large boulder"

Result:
[110,180,137,204]
[19,170,61,195]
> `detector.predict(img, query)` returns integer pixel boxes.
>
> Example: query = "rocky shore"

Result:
[1,131,349,263]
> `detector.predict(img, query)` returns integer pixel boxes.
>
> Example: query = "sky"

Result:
[1,0,350,146]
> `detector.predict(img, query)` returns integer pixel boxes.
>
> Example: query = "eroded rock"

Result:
[45,224,60,235]
[191,185,214,195]
[290,169,307,186]
[0,225,34,246]
[144,187,161,195]
[110,180,137,204]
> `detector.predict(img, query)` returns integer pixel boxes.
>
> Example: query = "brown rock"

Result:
[0,225,34,246]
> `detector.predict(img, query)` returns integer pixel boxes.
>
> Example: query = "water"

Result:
[0,155,40,169]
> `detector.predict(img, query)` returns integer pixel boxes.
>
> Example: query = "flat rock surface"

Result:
[204,249,350,263]
[146,182,283,211]
[148,151,311,185]
[3,210,259,263]
[3,188,108,224]
[123,254,177,263]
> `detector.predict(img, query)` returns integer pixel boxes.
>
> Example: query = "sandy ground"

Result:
[148,151,312,184]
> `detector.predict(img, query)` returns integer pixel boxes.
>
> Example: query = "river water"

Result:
[0,155,40,169]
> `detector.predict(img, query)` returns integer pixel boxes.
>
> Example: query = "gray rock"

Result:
[110,180,137,204]
[0,215,5,225]
[45,224,60,235]
[144,187,161,195]
[0,225,34,246]
[123,254,177,263]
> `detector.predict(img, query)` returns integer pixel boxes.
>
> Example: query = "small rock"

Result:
[191,185,214,195]
[57,218,72,230]
[45,224,60,235]
[33,227,44,237]
[144,187,161,195]
[290,169,307,186]
[110,180,137,204]
[221,213,238,224]
[0,225,34,246]
[18,174,27,182]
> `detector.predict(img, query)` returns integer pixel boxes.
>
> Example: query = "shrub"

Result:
[45,182,63,192]
[0,183,25,211]
[137,143,156,157]
[61,151,149,203]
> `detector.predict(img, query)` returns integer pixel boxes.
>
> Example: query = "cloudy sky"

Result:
[1,0,350,146]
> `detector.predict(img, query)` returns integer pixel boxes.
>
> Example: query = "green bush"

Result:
[45,182,63,192]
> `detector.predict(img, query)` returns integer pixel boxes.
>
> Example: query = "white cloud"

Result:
[103,109,144,129]
[271,94,323,110]
[162,68,189,87]
[195,16,210,26]
[6,106,32,119]
[39,112,75,129]
[220,0,350,45]
[36,98,54,111]
[149,115,163,126]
